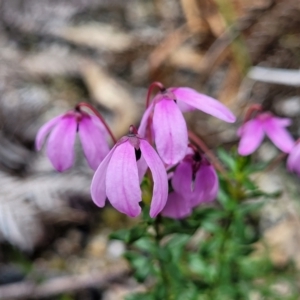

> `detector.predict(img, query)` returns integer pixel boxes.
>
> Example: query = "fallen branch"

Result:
[248,66,300,86]
[0,265,130,300]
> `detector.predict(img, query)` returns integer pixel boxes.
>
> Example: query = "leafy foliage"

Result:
[111,149,298,299]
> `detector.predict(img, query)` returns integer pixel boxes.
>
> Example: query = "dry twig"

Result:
[0,265,130,299]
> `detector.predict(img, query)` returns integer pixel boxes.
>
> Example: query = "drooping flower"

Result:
[91,127,168,218]
[161,151,219,219]
[287,142,300,176]
[139,86,236,165]
[160,192,192,219]
[237,112,294,156]
[36,108,110,171]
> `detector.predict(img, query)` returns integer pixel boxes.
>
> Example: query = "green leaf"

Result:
[124,251,154,282]
[109,225,147,244]
[165,234,190,261]
[217,148,237,172]
[133,237,156,254]
[125,292,154,300]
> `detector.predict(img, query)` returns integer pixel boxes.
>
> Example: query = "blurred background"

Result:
[0,0,300,299]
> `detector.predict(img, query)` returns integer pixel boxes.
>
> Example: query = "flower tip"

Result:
[227,113,237,123]
[53,162,73,173]
[149,211,158,218]
[128,209,142,218]
[237,147,251,157]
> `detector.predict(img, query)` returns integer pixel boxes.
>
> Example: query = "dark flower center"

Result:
[135,148,141,161]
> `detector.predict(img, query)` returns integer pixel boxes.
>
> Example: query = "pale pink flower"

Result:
[91,132,168,218]
[160,192,192,219]
[238,112,294,156]
[287,142,300,176]
[139,87,236,165]
[161,152,219,219]
[36,110,109,171]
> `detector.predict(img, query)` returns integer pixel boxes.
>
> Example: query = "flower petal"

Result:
[46,116,77,172]
[177,100,196,112]
[287,143,300,176]
[152,98,188,165]
[172,160,193,199]
[264,117,295,153]
[140,140,168,218]
[273,117,292,127]
[106,141,141,217]
[137,154,148,183]
[138,103,154,137]
[237,119,265,156]
[90,114,110,139]
[287,148,299,175]
[171,87,236,123]
[91,146,116,207]
[35,114,63,151]
[78,116,110,170]
[161,192,192,219]
[191,164,219,207]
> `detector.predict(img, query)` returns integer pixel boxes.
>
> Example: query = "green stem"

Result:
[154,216,171,299]
[217,216,231,285]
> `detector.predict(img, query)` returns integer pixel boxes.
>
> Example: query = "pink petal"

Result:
[78,116,110,170]
[90,114,110,139]
[106,141,142,217]
[273,117,292,127]
[176,100,196,112]
[191,164,219,207]
[161,192,192,219]
[237,119,265,156]
[287,143,300,175]
[152,98,188,165]
[137,154,148,183]
[138,104,154,137]
[46,116,77,172]
[264,117,295,153]
[35,114,63,151]
[172,160,193,199]
[171,87,236,123]
[140,140,168,218]
[91,146,116,207]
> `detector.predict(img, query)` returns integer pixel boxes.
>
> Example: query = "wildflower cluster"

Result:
[36,83,300,299]
[36,82,235,218]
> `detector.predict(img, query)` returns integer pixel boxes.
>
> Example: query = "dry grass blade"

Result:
[180,0,211,36]
[0,156,92,250]
[148,25,191,78]
[80,61,138,138]
[54,24,135,52]
[0,264,130,299]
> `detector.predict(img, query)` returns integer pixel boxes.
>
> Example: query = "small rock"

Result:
[257,142,279,162]
[107,240,125,259]
[274,96,300,117]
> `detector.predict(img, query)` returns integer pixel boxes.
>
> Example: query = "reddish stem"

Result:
[146,81,166,109]
[188,143,199,153]
[243,104,263,124]
[188,131,227,176]
[76,102,117,144]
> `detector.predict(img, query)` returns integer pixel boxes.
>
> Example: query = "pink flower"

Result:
[139,87,236,165]
[287,142,300,176]
[36,110,110,171]
[91,131,168,218]
[160,192,192,219]
[237,112,294,156]
[161,152,219,219]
